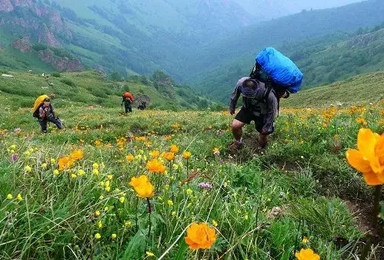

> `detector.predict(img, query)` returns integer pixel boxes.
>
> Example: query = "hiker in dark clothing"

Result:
[121,92,134,113]
[138,101,147,110]
[228,77,288,150]
[122,97,132,113]
[38,98,63,133]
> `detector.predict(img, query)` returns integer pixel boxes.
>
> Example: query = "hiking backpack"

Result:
[33,104,54,118]
[250,47,303,94]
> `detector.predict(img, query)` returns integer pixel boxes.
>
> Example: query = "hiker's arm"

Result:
[39,107,46,119]
[281,90,290,99]
[229,85,241,115]
[262,94,278,134]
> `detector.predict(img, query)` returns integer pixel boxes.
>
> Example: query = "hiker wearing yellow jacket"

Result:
[33,95,63,133]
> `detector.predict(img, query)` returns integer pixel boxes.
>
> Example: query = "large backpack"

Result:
[250,47,303,94]
[32,95,49,118]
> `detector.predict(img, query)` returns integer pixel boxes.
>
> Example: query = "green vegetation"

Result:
[283,71,384,108]
[0,89,383,258]
[0,70,215,110]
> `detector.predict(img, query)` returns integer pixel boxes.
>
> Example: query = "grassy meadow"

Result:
[1,70,384,259]
[1,82,384,259]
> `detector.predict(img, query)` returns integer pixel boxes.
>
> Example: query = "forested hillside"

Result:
[192,22,384,102]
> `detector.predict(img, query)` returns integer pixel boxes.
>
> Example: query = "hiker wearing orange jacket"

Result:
[122,92,134,113]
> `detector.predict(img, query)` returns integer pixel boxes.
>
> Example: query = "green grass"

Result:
[283,71,384,108]
[1,67,384,259]
[0,70,215,112]
[1,92,384,258]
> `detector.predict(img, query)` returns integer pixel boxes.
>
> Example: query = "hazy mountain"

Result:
[1,0,384,98]
[236,0,365,20]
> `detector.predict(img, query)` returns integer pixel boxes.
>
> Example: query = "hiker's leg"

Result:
[232,119,245,141]
[49,117,63,129]
[259,134,268,148]
[39,119,47,133]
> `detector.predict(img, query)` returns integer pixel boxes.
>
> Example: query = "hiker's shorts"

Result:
[235,107,273,134]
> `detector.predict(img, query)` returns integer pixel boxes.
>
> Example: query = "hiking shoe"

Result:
[228,141,244,151]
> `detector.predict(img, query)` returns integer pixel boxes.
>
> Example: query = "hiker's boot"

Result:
[228,140,244,152]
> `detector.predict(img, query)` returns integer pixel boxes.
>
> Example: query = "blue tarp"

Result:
[256,47,303,93]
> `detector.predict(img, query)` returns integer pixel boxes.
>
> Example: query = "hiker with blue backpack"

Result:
[228,47,303,151]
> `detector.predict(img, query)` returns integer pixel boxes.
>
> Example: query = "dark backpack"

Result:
[33,104,53,118]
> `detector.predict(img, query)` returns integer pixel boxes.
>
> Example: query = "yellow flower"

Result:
[167,200,174,207]
[163,152,175,161]
[50,158,56,164]
[93,169,99,176]
[78,169,85,176]
[129,175,155,198]
[94,233,101,239]
[185,223,217,250]
[105,186,111,192]
[212,220,218,227]
[126,154,134,162]
[295,248,320,260]
[171,211,177,216]
[124,221,132,227]
[146,159,166,174]
[186,189,193,195]
[97,220,103,228]
[41,163,47,169]
[302,237,309,243]
[7,194,13,200]
[111,233,117,239]
[149,150,160,158]
[107,174,113,180]
[170,144,179,153]
[95,210,101,217]
[182,151,191,160]
[70,149,83,160]
[53,169,60,175]
[213,147,220,155]
[346,128,384,185]
[94,140,102,147]
[119,197,125,203]
[146,251,155,257]
[71,173,77,179]
[25,165,32,172]
[58,156,74,171]
[16,193,23,201]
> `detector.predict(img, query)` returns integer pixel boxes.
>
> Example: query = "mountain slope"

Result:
[0,70,215,111]
[282,71,384,108]
[191,23,384,102]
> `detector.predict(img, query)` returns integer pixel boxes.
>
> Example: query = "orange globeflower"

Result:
[182,151,191,160]
[126,154,134,162]
[146,159,166,173]
[163,152,175,161]
[295,248,320,260]
[58,156,74,171]
[129,175,154,198]
[346,128,384,185]
[185,223,217,250]
[170,144,179,153]
[149,150,160,158]
[70,149,83,160]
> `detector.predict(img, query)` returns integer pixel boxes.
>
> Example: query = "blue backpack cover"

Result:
[255,47,303,93]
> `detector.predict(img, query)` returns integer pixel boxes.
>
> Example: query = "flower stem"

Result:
[373,185,382,234]
[147,198,152,237]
